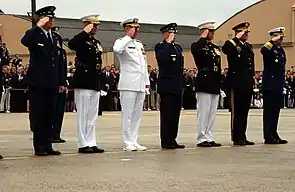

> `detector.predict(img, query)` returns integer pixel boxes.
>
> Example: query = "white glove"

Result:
[100,90,107,96]
[145,88,150,95]
[220,90,226,98]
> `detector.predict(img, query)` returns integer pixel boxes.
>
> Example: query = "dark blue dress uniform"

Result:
[222,22,255,145]
[261,27,288,144]
[21,6,66,155]
[155,23,185,149]
[68,32,103,91]
[51,27,67,143]
[191,38,221,95]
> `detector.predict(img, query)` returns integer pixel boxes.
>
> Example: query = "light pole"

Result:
[31,0,36,27]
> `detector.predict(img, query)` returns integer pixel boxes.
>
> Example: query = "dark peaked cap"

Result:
[232,22,250,32]
[160,23,178,33]
[34,6,56,18]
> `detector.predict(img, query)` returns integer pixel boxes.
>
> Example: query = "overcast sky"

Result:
[1,0,259,26]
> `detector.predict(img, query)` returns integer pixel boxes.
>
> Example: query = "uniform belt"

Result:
[199,66,219,72]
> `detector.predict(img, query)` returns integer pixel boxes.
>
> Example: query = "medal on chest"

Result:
[97,44,103,52]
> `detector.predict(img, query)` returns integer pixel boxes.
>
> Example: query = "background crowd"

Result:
[1,41,295,113]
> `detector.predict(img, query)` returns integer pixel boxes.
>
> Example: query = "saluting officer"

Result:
[191,21,222,147]
[222,22,255,146]
[68,15,105,154]
[155,23,185,149]
[113,17,150,151]
[51,26,67,143]
[261,27,288,144]
[21,6,66,156]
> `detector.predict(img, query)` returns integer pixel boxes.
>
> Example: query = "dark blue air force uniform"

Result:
[21,6,66,155]
[222,22,255,146]
[261,28,288,144]
[154,23,185,149]
[51,27,67,143]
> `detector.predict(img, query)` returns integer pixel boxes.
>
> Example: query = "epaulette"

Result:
[263,42,273,50]
[135,39,141,43]
[229,39,237,47]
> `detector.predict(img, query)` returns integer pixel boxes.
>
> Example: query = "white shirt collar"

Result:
[41,27,52,37]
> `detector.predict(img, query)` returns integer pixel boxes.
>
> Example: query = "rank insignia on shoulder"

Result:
[229,39,237,47]
[263,42,273,50]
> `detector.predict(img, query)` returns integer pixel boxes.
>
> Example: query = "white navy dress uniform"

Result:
[190,21,222,147]
[113,17,150,151]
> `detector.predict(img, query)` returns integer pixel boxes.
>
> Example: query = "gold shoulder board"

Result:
[263,42,273,50]
[229,39,237,47]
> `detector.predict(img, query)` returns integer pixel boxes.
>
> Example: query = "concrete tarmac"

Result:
[1,109,295,192]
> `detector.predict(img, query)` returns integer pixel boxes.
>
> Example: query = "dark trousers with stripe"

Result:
[263,90,283,140]
[230,89,252,141]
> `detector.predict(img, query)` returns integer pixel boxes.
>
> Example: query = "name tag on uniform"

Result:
[128,47,136,49]
[171,54,176,61]
[38,43,44,47]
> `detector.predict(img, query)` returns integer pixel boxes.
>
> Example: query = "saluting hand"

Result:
[236,31,245,39]
[37,17,50,27]
[200,29,209,38]
[126,28,137,38]
[272,35,282,42]
[84,24,93,33]
[166,33,175,43]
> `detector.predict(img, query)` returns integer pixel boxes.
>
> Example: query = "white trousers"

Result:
[196,92,219,144]
[0,89,10,111]
[74,89,100,148]
[120,90,145,147]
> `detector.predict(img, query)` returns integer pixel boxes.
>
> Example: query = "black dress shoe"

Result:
[209,141,222,147]
[197,141,211,147]
[174,143,185,149]
[276,139,288,144]
[265,139,288,144]
[35,151,48,156]
[90,146,105,153]
[47,149,61,155]
[233,140,246,146]
[78,146,94,153]
[243,140,255,145]
[51,138,66,143]
[0,154,3,159]
[173,141,185,149]
[161,145,175,149]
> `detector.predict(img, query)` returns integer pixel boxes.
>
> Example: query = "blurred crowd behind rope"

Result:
[1,41,295,113]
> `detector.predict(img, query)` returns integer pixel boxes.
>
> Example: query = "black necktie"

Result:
[47,32,52,43]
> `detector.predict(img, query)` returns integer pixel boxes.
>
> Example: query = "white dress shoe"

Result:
[133,143,147,151]
[123,145,137,151]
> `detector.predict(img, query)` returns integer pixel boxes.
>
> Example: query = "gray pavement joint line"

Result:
[2,143,291,161]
